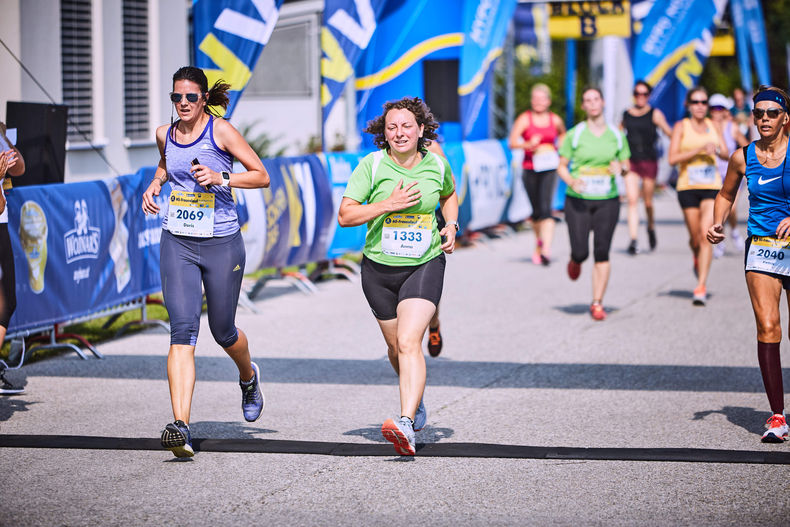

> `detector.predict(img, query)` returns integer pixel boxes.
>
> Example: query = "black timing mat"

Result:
[1,435,789,464]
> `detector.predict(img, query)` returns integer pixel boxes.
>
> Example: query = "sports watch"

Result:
[220,171,231,187]
[446,220,460,232]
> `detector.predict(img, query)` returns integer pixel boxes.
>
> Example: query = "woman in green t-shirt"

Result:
[557,87,631,321]
[338,97,459,455]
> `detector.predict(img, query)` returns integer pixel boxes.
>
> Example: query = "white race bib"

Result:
[746,236,790,276]
[381,213,432,258]
[578,167,613,197]
[167,190,215,237]
[687,162,717,185]
[532,147,559,172]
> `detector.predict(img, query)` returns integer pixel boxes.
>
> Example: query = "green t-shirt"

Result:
[343,150,455,266]
[558,123,631,200]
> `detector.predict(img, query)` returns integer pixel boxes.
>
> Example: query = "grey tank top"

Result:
[163,117,237,236]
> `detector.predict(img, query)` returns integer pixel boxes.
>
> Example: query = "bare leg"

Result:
[538,217,555,258]
[592,261,611,304]
[167,344,197,423]
[429,304,440,330]
[395,298,435,419]
[696,200,715,289]
[643,178,656,231]
[223,328,254,382]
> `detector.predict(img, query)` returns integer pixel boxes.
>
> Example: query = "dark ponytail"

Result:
[172,66,231,116]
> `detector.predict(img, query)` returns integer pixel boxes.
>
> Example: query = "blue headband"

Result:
[754,90,788,112]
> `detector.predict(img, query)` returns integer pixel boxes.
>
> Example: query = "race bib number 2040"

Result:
[746,236,790,276]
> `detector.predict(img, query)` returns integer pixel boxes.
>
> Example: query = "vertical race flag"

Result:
[458,0,518,140]
[632,0,726,123]
[193,0,283,119]
[321,0,388,133]
[730,0,754,92]
[732,0,771,88]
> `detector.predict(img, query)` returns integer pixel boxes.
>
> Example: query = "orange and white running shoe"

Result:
[428,326,443,357]
[761,413,789,443]
[692,286,707,306]
[590,303,606,321]
[382,417,416,456]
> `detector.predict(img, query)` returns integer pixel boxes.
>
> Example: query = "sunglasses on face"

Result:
[752,107,785,119]
[689,99,708,105]
[170,92,200,103]
[633,91,649,96]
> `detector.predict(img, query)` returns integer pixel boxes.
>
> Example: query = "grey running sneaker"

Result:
[240,362,264,422]
[160,420,194,458]
[761,413,789,443]
[382,417,416,456]
[413,399,427,432]
[0,369,24,395]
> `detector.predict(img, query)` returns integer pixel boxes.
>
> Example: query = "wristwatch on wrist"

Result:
[446,220,460,232]
[220,171,231,187]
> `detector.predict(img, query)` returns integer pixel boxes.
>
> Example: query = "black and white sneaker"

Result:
[0,369,24,395]
[160,420,194,457]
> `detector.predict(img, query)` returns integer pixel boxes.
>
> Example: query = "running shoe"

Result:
[627,240,638,255]
[531,252,542,265]
[413,399,427,432]
[567,260,581,281]
[647,229,657,251]
[240,361,264,422]
[761,413,789,443]
[160,420,194,458]
[540,254,551,266]
[692,286,707,306]
[0,369,24,395]
[590,303,606,321]
[427,326,443,357]
[381,417,416,456]
[731,229,745,251]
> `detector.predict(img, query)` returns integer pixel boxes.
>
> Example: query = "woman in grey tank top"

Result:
[142,66,270,458]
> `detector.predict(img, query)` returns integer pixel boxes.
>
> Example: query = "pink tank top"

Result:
[521,111,559,170]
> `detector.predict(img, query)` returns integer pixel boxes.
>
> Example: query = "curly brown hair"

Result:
[364,97,439,151]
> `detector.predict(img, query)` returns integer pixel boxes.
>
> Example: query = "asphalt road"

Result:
[2,190,789,526]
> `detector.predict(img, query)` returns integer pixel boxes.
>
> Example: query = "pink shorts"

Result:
[630,159,658,180]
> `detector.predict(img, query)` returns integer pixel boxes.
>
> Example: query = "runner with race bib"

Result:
[708,85,790,443]
[557,87,631,321]
[339,97,458,456]
[141,66,270,458]
[668,86,729,306]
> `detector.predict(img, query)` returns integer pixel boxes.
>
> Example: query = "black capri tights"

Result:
[0,224,17,328]
[564,196,620,263]
[160,229,245,348]
[523,169,557,221]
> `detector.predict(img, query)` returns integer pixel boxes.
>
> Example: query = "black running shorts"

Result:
[360,253,446,320]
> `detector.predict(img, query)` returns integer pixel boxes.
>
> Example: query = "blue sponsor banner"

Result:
[321,0,387,132]
[459,0,517,140]
[193,0,283,118]
[632,0,723,123]
[730,0,754,92]
[355,0,463,150]
[442,141,470,232]
[323,152,369,258]
[8,172,161,332]
[740,0,771,86]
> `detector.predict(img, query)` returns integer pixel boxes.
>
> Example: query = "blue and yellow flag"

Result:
[321,0,388,132]
[193,0,283,118]
[632,0,726,123]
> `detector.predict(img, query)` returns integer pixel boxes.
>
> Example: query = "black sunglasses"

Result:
[170,92,200,103]
[633,91,649,96]
[689,99,708,105]
[752,107,785,119]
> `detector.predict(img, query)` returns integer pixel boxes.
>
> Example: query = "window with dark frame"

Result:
[122,0,150,140]
[61,0,94,143]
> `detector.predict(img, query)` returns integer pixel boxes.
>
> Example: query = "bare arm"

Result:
[337,179,421,227]
[652,108,673,137]
[708,149,745,243]
[438,190,459,253]
[196,118,270,189]
[141,125,169,215]
[556,156,583,194]
[668,121,708,165]
[508,113,535,150]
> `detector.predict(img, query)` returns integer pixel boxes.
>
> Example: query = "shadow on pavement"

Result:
[692,406,766,435]
[554,304,618,315]
[13,355,780,393]
[344,425,454,443]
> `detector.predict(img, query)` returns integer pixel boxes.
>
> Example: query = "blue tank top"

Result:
[163,117,237,236]
[745,141,790,237]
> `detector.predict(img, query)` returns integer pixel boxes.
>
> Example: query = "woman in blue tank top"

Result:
[708,85,790,443]
[141,66,270,458]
